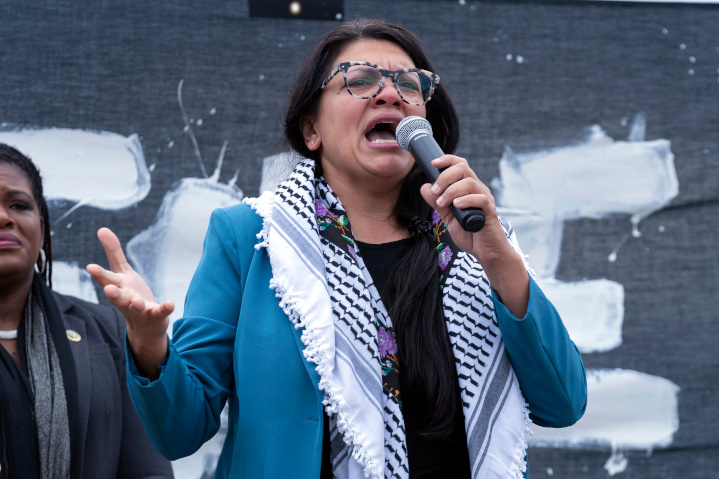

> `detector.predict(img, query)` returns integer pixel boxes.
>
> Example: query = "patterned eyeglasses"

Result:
[320,61,440,106]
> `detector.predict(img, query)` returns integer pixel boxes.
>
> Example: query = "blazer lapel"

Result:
[61,312,90,463]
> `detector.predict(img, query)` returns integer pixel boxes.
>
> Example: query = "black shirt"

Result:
[320,239,471,478]
[0,322,41,479]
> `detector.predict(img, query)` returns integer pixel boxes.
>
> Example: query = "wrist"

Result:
[484,251,530,318]
[127,332,168,380]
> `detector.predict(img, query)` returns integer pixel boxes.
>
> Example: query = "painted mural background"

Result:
[1,1,717,477]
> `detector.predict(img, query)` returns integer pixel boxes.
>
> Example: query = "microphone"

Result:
[396,116,485,233]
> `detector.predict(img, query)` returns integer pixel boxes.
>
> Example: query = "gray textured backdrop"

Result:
[1,1,717,477]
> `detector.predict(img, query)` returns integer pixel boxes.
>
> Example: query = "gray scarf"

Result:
[24,290,71,479]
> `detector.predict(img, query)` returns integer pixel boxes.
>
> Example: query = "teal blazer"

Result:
[127,203,586,478]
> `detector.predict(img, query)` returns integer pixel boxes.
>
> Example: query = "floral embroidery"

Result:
[375,316,401,406]
[437,244,453,271]
[314,198,331,217]
[431,210,441,224]
[430,210,457,287]
[378,326,398,358]
[315,198,357,261]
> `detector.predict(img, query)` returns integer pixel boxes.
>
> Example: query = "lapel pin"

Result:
[66,330,82,342]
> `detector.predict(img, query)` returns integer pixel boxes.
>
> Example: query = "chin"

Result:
[0,256,34,275]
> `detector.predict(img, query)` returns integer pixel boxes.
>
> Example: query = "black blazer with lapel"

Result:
[50,289,174,479]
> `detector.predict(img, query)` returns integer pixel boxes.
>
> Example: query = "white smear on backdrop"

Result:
[492,114,680,475]
[494,114,678,355]
[535,278,625,353]
[496,125,678,222]
[52,261,99,303]
[0,128,150,209]
[529,369,680,450]
[127,177,243,323]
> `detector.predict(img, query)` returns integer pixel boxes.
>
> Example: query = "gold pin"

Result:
[66,330,82,342]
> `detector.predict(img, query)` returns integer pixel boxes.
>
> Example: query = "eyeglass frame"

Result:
[320,61,441,106]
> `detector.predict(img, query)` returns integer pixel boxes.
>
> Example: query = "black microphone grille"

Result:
[396,116,433,151]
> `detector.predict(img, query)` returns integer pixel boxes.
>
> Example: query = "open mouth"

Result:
[365,120,398,144]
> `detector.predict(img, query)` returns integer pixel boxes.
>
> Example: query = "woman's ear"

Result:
[301,116,321,151]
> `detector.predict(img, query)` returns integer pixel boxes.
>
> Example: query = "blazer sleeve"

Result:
[492,215,587,428]
[113,306,175,479]
[126,205,256,460]
[493,277,587,427]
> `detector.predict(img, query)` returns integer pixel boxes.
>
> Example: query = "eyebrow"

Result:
[5,189,37,202]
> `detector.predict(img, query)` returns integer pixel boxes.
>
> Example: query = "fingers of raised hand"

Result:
[86,263,124,288]
[136,300,174,324]
[102,282,141,309]
[105,286,173,322]
[97,227,132,273]
[153,301,175,321]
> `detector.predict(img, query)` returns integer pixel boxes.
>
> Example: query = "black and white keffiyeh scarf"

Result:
[246,159,530,478]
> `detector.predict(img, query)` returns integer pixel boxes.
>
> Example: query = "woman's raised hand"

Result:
[86,227,173,379]
[419,155,530,317]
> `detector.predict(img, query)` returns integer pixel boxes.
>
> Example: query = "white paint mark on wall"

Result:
[127,174,242,324]
[52,261,99,303]
[493,209,563,279]
[495,123,678,223]
[0,127,150,210]
[529,369,680,450]
[492,114,680,475]
[604,444,628,477]
[535,278,625,353]
[493,114,677,354]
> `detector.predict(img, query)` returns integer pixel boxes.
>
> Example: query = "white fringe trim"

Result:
[246,195,382,479]
[243,194,273,250]
[508,398,532,479]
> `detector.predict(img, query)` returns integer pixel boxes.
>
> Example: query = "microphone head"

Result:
[396,116,433,151]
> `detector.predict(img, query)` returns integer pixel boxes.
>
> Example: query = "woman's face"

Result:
[304,39,427,192]
[0,163,44,283]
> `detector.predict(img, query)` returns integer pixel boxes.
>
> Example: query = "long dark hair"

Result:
[284,19,462,438]
[0,143,53,288]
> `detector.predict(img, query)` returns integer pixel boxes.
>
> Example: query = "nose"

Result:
[371,77,403,107]
[0,205,14,228]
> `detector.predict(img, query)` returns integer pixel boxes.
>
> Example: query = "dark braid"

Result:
[0,143,53,288]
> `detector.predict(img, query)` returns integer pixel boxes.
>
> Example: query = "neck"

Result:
[323,171,408,244]
[0,274,33,331]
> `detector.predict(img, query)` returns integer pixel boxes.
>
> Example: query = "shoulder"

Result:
[210,202,264,242]
[203,201,266,262]
[52,290,121,322]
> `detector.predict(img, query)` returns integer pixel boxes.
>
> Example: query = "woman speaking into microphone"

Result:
[88,18,587,479]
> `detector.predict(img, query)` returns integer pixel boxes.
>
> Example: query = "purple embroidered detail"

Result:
[378,326,398,358]
[438,244,453,271]
[314,198,332,218]
[348,244,357,261]
[431,210,441,225]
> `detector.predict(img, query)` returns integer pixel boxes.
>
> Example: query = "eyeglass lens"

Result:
[344,65,432,104]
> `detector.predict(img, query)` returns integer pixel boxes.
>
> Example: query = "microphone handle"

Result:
[410,138,486,233]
